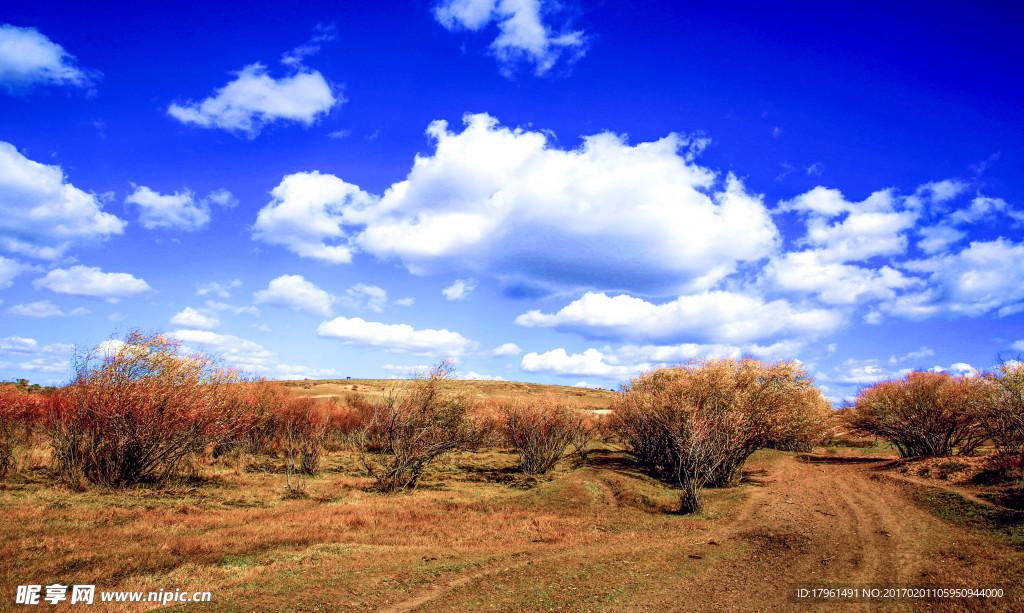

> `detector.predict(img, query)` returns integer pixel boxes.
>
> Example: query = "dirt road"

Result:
[381,452,1021,612]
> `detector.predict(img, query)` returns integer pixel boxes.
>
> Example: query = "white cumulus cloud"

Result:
[256,114,778,295]
[490,342,522,357]
[252,171,373,264]
[764,250,920,305]
[170,329,276,373]
[783,186,917,262]
[33,266,150,302]
[339,283,388,312]
[253,274,334,317]
[0,142,125,259]
[170,307,220,330]
[317,317,477,356]
[889,239,1024,319]
[125,185,229,231]
[442,278,476,300]
[0,24,99,93]
[434,0,588,76]
[7,300,88,318]
[168,64,339,138]
[521,347,634,380]
[516,290,842,344]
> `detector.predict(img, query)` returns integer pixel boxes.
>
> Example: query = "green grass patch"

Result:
[905,484,1024,549]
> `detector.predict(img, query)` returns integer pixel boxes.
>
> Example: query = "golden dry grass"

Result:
[281,379,618,411]
[1,440,728,612]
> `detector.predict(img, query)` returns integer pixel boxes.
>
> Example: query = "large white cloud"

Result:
[764,249,920,305]
[33,266,150,302]
[434,0,587,76]
[516,290,842,344]
[255,114,779,295]
[521,347,634,379]
[887,239,1024,319]
[0,142,125,259]
[0,24,99,93]
[168,64,339,137]
[317,317,477,356]
[253,274,334,317]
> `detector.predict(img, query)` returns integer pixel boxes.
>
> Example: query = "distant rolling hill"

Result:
[279,378,619,410]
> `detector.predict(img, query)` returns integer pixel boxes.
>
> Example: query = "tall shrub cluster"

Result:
[610,359,831,513]
[843,371,990,458]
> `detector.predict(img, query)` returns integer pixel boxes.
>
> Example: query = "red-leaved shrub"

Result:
[45,331,248,488]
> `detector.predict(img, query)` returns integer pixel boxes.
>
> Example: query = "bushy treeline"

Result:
[0,332,602,491]
[609,359,833,514]
[843,365,1024,461]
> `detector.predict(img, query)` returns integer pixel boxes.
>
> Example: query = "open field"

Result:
[280,379,619,411]
[2,380,1023,612]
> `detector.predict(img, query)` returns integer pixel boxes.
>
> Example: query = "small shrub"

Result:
[278,396,329,478]
[500,394,592,474]
[354,361,485,492]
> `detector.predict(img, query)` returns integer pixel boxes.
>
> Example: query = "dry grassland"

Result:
[2,381,1022,612]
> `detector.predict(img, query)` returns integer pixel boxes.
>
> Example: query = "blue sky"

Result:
[2,0,1023,402]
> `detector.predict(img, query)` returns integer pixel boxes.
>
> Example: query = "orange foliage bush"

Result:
[611,358,830,513]
[844,371,990,458]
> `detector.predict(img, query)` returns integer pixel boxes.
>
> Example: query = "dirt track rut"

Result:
[380,454,1019,612]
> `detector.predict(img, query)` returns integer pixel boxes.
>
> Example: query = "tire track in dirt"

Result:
[377,453,1018,612]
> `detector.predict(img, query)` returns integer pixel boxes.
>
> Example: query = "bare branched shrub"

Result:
[843,371,989,458]
[500,394,592,474]
[354,361,484,492]
[44,330,248,488]
[611,358,830,513]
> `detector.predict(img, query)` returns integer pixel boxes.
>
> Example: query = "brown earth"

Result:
[378,453,1022,613]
